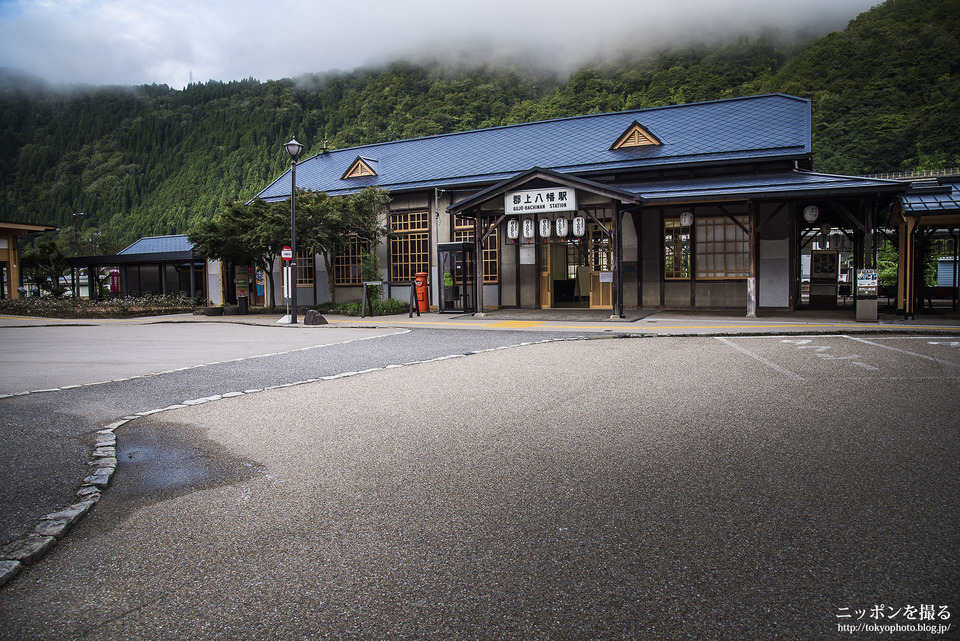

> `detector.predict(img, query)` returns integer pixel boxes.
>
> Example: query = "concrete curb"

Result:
[0,420,126,587]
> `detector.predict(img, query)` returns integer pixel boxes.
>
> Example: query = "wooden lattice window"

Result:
[333,236,367,286]
[296,252,314,286]
[695,216,750,279]
[664,220,691,279]
[390,211,430,281]
[453,216,499,283]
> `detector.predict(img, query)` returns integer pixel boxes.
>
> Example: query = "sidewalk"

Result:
[4,307,960,335]
[329,308,960,335]
[177,307,960,336]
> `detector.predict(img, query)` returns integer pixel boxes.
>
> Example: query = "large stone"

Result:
[303,309,328,325]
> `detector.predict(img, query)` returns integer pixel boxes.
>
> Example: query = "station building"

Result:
[256,93,910,317]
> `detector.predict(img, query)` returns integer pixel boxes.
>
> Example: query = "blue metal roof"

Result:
[119,234,194,255]
[900,178,960,215]
[619,171,907,204]
[256,94,812,201]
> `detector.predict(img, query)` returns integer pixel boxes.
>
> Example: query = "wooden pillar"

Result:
[902,217,918,320]
[615,206,624,317]
[746,205,758,317]
[953,229,959,311]
[474,213,484,315]
[631,211,643,310]
[190,256,197,299]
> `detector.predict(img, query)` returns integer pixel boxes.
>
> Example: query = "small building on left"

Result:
[0,220,57,299]
[69,234,215,302]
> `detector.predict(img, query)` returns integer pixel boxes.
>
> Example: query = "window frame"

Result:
[332,235,368,287]
[389,210,430,282]
[453,215,499,284]
[295,251,314,287]
[664,219,691,280]
[694,215,750,280]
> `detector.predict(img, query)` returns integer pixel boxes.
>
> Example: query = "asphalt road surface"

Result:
[0,323,589,545]
[1,329,958,639]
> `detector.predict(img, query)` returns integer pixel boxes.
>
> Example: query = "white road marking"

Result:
[844,335,960,368]
[715,337,804,381]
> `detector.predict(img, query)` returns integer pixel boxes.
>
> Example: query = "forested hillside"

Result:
[1,0,957,252]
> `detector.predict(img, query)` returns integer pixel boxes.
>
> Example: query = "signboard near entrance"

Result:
[857,269,878,298]
[505,187,577,214]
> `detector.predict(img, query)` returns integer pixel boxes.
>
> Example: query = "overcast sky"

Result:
[0,0,880,88]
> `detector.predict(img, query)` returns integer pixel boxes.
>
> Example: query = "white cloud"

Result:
[0,0,880,87]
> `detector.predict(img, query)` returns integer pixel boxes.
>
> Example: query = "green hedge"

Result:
[0,294,199,318]
[317,298,410,317]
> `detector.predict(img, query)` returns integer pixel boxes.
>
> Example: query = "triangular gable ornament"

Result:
[342,156,378,179]
[610,122,662,150]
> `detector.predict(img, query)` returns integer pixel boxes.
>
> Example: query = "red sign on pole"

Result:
[281,246,293,261]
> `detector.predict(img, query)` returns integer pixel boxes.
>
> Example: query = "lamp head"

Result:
[284,138,303,160]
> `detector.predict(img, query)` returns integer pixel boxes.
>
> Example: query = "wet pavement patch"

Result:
[112,420,259,505]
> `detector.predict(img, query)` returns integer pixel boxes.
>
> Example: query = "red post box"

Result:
[414,272,429,313]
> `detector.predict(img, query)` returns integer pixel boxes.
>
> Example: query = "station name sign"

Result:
[505,187,577,214]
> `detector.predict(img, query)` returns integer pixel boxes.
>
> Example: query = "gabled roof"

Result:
[449,167,640,214]
[69,234,198,268]
[118,234,194,255]
[256,94,812,201]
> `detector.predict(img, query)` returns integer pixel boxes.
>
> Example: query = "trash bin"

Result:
[414,272,429,313]
[237,295,248,315]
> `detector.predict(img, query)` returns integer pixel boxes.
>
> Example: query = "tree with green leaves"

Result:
[20,235,70,298]
[191,187,390,306]
[296,187,391,303]
[189,197,288,304]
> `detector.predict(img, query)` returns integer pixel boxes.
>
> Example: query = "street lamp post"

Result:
[283,138,303,324]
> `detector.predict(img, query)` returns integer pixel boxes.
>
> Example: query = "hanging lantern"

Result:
[555,217,569,237]
[539,218,552,238]
[507,218,520,240]
[803,205,820,223]
[573,216,586,237]
[522,218,535,239]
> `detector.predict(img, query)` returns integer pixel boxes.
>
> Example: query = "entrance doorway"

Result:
[537,223,612,309]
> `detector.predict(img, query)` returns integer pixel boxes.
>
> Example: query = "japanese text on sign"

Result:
[505,187,577,214]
